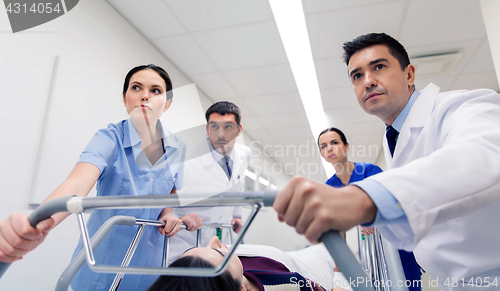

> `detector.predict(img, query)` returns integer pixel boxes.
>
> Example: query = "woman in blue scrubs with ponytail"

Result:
[0,64,203,290]
[318,127,421,291]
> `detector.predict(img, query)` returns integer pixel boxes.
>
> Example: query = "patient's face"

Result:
[182,236,244,282]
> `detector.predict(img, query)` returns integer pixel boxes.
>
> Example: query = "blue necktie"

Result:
[386,125,399,157]
[226,160,232,179]
[221,157,232,180]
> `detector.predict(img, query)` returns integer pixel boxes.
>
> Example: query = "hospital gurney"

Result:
[357,227,409,291]
[0,191,403,291]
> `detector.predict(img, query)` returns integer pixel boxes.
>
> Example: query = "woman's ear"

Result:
[123,93,127,106]
[241,284,247,291]
[163,99,172,112]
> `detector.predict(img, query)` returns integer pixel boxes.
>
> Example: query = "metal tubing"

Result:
[82,203,262,277]
[321,231,375,291]
[79,192,271,211]
[55,216,137,291]
[374,231,390,291]
[77,212,95,266]
[109,224,147,291]
[380,235,409,291]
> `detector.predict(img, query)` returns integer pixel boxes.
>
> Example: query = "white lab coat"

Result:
[169,136,251,263]
[369,84,500,290]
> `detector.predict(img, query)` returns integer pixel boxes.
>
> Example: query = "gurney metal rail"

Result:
[358,227,409,291]
[0,191,375,291]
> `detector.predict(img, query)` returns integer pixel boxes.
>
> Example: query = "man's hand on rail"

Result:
[0,213,54,263]
[231,217,243,233]
[180,213,203,231]
[157,212,183,238]
[273,176,377,244]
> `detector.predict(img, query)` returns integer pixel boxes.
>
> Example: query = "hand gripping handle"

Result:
[263,189,374,291]
[0,196,74,279]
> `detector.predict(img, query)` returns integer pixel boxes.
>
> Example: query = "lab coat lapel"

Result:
[230,146,244,184]
[201,146,229,184]
[392,83,440,164]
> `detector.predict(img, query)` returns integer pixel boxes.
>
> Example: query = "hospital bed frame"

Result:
[0,191,408,291]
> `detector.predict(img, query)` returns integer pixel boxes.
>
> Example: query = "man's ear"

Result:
[406,64,416,89]
[237,124,243,136]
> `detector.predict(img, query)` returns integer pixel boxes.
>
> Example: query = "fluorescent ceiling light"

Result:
[245,169,256,180]
[269,0,332,178]
[259,177,270,186]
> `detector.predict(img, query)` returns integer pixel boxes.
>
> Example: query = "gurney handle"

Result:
[264,190,374,291]
[0,196,74,278]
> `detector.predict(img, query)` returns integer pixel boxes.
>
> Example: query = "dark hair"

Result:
[317,127,348,147]
[205,101,241,125]
[342,33,410,71]
[122,64,173,100]
[147,256,240,291]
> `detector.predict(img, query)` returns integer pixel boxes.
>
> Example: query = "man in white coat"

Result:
[169,101,252,263]
[274,33,500,291]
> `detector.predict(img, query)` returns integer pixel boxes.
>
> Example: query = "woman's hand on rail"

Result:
[360,226,375,236]
[180,213,203,231]
[157,212,183,238]
[273,176,377,244]
[0,213,54,263]
[230,218,243,233]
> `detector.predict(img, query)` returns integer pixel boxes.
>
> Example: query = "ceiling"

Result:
[108,0,499,183]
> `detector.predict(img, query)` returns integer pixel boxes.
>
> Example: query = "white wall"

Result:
[480,0,500,89]
[0,0,297,289]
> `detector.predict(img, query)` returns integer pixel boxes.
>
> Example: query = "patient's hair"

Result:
[317,127,348,147]
[205,101,241,125]
[342,32,410,71]
[147,256,241,291]
[122,64,173,100]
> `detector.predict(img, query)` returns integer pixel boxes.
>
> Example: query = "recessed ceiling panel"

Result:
[190,72,239,100]
[243,92,303,116]
[193,21,288,70]
[155,34,217,75]
[321,87,359,110]
[461,40,497,74]
[400,0,486,47]
[314,58,351,89]
[307,1,406,59]
[303,0,399,14]
[257,112,309,130]
[165,0,273,32]
[109,0,186,38]
[223,64,297,96]
[450,71,499,91]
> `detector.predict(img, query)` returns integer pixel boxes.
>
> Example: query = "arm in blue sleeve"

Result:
[352,180,408,226]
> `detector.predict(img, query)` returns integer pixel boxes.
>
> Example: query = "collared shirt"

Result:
[353,90,420,225]
[70,118,186,291]
[209,141,235,177]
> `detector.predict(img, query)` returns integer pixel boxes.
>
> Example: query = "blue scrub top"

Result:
[70,119,185,291]
[325,162,421,291]
[325,162,382,186]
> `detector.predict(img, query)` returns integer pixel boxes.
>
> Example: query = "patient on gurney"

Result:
[147,236,351,291]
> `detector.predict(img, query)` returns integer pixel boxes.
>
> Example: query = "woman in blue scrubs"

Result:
[0,64,203,290]
[318,127,421,291]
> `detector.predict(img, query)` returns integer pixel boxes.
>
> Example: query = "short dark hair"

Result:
[205,101,241,125]
[317,127,348,147]
[123,64,173,100]
[147,256,240,291]
[342,33,410,71]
